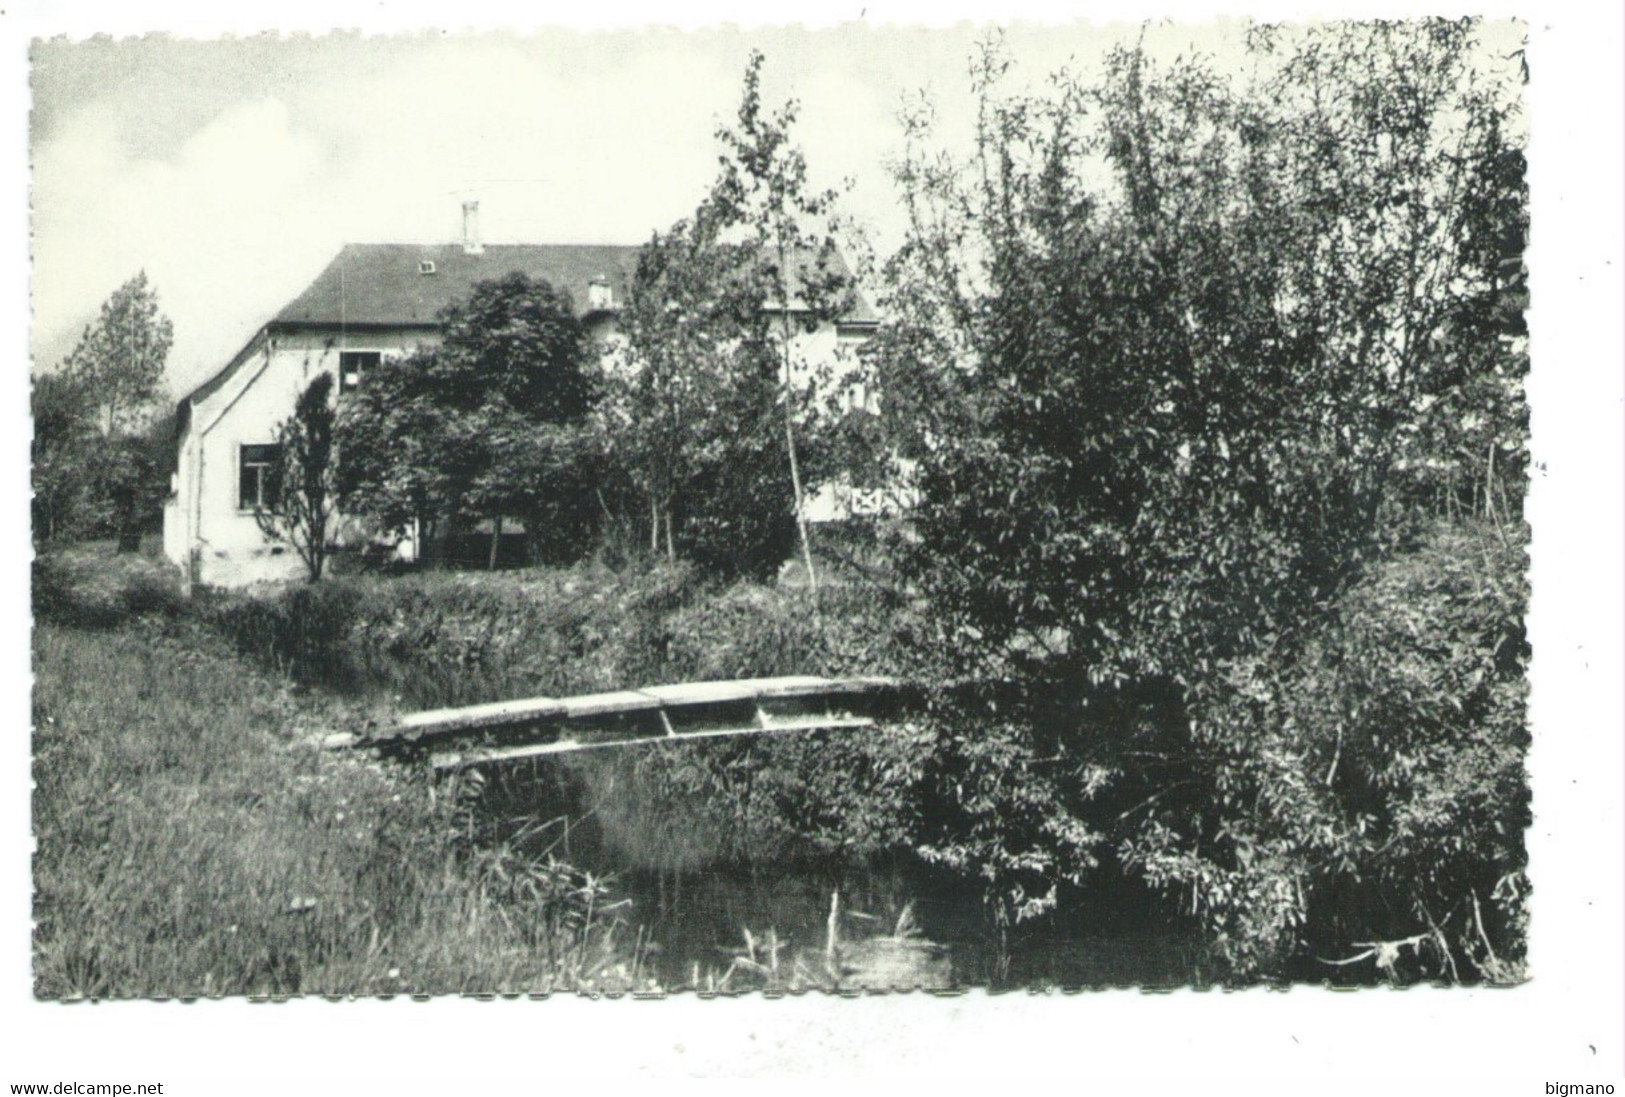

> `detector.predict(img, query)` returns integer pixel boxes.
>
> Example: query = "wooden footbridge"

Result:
[328,676,907,770]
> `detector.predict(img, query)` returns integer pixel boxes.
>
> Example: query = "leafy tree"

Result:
[338,274,596,567]
[709,50,851,593]
[869,22,1527,977]
[257,372,337,582]
[600,213,798,581]
[31,370,98,543]
[601,223,729,565]
[330,349,452,556]
[601,51,851,583]
[64,271,172,439]
[34,273,176,549]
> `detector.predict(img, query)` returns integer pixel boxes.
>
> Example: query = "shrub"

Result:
[32,543,188,629]
[209,559,913,712]
[1119,520,1529,981]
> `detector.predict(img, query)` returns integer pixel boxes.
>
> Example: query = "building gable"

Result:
[180,240,877,413]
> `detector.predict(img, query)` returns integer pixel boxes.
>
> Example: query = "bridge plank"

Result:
[640,676,832,706]
[373,695,567,742]
[557,689,665,718]
[352,675,905,756]
[429,714,879,770]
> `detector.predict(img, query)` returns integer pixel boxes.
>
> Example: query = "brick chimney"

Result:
[462,200,483,255]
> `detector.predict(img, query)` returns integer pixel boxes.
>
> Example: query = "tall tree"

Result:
[257,372,337,582]
[604,50,852,584]
[709,50,851,595]
[338,274,596,567]
[873,21,1527,976]
[602,213,798,580]
[64,271,172,438]
[31,370,97,544]
[36,272,175,549]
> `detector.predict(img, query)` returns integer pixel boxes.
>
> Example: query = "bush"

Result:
[209,558,915,712]
[33,543,188,628]
[1119,520,1529,981]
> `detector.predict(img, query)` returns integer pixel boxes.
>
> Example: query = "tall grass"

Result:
[32,621,645,998]
[32,542,190,628]
[206,559,917,711]
[32,544,949,992]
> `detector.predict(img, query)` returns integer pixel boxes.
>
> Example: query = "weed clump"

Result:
[32,543,188,628]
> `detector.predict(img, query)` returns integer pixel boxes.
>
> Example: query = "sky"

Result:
[29,23,1153,397]
[27,17,1527,399]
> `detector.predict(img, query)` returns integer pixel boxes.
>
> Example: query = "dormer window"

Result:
[588,278,614,311]
[419,260,437,275]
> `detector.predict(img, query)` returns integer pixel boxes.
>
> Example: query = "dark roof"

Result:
[273,242,879,328]
[182,242,877,410]
[273,243,643,327]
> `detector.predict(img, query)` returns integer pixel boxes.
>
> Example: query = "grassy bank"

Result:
[202,559,915,712]
[30,546,928,996]
[32,617,645,999]
[33,529,1523,986]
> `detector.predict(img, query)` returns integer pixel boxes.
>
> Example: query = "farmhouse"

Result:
[162,207,877,587]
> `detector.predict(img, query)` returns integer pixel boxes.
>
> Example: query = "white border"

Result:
[7,1,1621,1090]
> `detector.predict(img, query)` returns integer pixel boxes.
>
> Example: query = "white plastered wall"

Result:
[169,327,437,587]
[164,311,869,587]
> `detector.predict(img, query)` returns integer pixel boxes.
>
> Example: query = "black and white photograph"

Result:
[9,0,1624,1088]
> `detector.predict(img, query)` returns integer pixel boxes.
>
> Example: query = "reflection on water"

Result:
[618,859,1203,990]
[472,755,1205,990]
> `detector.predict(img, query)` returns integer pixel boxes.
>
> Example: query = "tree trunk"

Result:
[784,407,817,595]
[424,514,449,569]
[487,516,503,571]
[779,295,818,599]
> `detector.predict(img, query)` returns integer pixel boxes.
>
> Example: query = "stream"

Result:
[468,749,1207,991]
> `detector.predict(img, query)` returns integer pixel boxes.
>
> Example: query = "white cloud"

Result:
[26,24,1176,396]
[32,95,333,393]
[31,34,765,394]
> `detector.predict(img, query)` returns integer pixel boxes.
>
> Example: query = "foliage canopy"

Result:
[34,272,175,549]
[857,19,1528,977]
[598,50,853,583]
[336,273,598,567]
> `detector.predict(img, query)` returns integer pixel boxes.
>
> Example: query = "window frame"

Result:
[339,350,382,393]
[238,442,282,513]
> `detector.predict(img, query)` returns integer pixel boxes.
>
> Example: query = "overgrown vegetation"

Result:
[198,556,934,876]
[201,557,907,709]
[32,611,645,998]
[31,544,935,994]
[596,50,854,583]
[336,273,600,569]
[849,20,1528,980]
[32,272,174,549]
